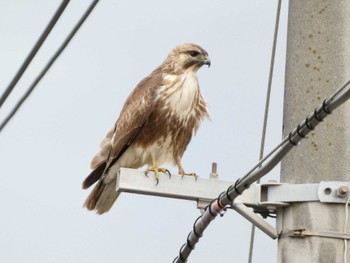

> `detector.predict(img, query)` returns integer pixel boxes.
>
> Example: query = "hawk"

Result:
[82,43,210,214]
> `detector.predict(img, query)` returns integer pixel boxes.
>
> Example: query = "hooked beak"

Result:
[204,59,211,68]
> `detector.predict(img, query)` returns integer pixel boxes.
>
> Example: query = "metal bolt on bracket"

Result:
[209,162,218,179]
[318,182,350,203]
[337,186,348,197]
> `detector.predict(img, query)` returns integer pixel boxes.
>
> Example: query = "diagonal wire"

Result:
[248,0,282,262]
[0,0,99,133]
[0,0,70,108]
[173,80,350,263]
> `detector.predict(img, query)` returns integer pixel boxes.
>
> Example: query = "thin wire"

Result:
[0,0,99,133]
[0,0,70,109]
[344,182,350,263]
[248,1,282,261]
[258,0,282,165]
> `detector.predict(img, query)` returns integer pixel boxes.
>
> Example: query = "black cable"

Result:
[322,98,332,114]
[0,0,70,108]
[186,232,194,250]
[297,123,306,138]
[193,216,203,238]
[305,115,314,130]
[288,132,297,146]
[314,108,323,122]
[0,0,99,133]
[179,244,187,262]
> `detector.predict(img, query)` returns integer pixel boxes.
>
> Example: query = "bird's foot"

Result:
[145,166,171,185]
[179,169,198,181]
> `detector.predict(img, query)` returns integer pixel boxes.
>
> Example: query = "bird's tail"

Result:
[83,164,120,215]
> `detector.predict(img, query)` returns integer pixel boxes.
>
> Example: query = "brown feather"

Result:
[105,71,163,166]
[82,162,106,189]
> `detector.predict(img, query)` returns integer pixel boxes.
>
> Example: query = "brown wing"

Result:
[82,71,162,189]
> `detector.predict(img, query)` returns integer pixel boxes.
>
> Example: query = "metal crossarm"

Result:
[117,168,233,201]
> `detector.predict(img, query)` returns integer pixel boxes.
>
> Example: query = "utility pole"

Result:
[279,1,350,262]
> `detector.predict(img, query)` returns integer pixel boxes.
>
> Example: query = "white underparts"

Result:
[162,70,199,121]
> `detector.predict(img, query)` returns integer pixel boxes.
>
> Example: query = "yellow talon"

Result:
[177,163,198,180]
[145,159,171,185]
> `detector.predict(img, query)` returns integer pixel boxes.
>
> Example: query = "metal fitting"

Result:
[209,162,218,179]
[336,186,348,197]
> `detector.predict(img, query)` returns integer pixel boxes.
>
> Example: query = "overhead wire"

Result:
[248,1,282,262]
[173,80,350,263]
[343,181,350,263]
[0,0,70,109]
[0,0,100,133]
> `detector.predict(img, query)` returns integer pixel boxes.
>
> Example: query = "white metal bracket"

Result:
[117,168,233,201]
[116,168,350,239]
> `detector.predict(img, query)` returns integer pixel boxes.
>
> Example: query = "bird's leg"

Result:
[177,161,197,180]
[145,158,171,185]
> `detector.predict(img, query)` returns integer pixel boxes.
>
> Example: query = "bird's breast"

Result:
[160,71,200,122]
[132,71,207,164]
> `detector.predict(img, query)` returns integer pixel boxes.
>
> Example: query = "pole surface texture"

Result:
[279,1,350,262]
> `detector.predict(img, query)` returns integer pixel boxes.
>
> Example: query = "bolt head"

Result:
[337,186,348,197]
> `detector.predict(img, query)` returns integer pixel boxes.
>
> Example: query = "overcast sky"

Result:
[0,1,288,262]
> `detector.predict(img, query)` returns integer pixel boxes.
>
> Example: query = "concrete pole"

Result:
[279,1,350,262]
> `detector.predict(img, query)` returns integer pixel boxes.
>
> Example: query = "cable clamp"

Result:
[281,229,350,240]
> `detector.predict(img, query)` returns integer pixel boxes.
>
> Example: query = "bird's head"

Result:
[162,43,210,74]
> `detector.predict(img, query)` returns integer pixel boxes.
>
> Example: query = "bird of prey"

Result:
[82,43,210,214]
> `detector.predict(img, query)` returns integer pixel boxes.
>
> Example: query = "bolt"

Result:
[210,162,218,179]
[337,186,348,197]
[212,162,217,173]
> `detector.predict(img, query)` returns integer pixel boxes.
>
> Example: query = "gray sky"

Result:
[0,1,288,262]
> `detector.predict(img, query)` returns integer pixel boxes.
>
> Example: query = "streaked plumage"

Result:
[83,43,210,214]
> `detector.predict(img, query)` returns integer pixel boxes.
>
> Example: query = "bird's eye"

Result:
[189,51,199,57]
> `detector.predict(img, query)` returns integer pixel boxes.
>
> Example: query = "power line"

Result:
[0,0,100,133]
[0,0,70,108]
[248,1,282,262]
[173,80,350,263]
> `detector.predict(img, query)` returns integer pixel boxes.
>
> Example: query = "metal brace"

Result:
[281,229,350,240]
[116,168,350,239]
